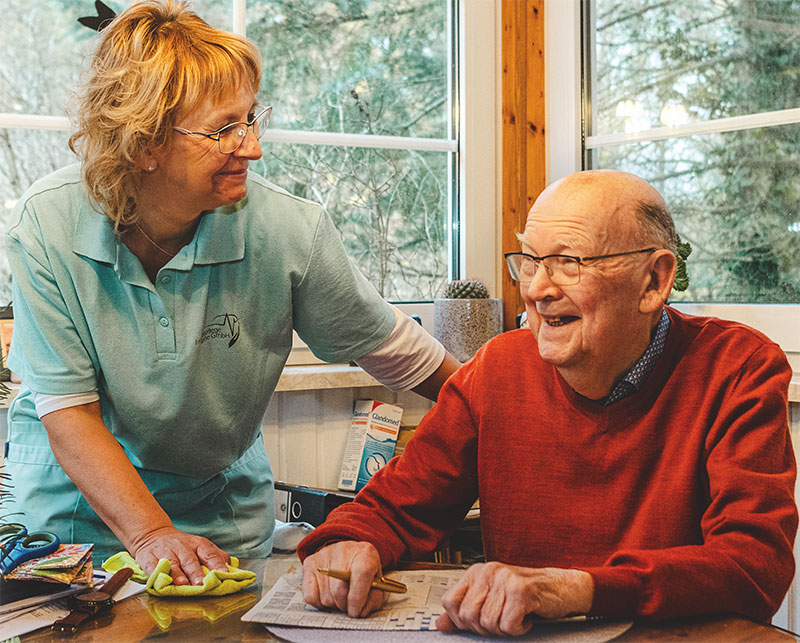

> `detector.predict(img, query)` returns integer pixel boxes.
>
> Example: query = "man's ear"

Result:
[639,250,676,314]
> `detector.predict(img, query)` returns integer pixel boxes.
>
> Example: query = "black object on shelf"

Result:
[274,482,355,527]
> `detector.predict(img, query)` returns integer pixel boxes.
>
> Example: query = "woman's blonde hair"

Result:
[69,0,262,227]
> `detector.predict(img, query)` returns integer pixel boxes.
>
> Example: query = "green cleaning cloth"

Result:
[102,551,256,596]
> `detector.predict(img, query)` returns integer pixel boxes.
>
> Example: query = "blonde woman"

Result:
[5,0,457,585]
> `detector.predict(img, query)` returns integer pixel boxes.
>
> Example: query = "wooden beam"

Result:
[501,0,546,330]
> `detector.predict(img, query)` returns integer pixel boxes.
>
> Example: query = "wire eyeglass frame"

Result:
[173,105,272,154]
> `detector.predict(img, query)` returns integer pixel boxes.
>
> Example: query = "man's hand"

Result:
[302,541,387,618]
[437,563,594,637]
[131,526,231,586]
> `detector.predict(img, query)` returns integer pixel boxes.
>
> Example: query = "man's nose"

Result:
[524,263,561,299]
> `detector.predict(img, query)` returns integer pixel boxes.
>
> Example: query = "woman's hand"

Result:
[301,541,387,617]
[436,562,594,637]
[130,526,231,585]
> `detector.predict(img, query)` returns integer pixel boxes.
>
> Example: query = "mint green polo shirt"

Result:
[4,164,394,556]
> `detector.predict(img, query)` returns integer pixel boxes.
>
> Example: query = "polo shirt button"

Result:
[160,275,171,284]
[159,317,169,327]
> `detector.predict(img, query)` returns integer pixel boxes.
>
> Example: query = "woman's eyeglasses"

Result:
[173,105,272,154]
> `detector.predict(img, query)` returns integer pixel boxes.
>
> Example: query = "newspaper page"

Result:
[242,568,464,631]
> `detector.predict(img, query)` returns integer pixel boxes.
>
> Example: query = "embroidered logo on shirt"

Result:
[196,314,240,347]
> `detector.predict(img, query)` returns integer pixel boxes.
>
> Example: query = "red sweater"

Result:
[299,308,797,620]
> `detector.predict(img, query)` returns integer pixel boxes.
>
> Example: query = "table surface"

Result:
[21,555,799,642]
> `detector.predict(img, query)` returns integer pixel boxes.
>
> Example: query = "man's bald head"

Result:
[536,170,676,254]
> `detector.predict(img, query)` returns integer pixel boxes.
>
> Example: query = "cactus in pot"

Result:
[442,280,490,300]
[434,279,502,363]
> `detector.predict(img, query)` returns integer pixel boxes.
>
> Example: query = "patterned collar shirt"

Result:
[601,308,671,407]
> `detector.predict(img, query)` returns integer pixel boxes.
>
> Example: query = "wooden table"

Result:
[21,555,798,641]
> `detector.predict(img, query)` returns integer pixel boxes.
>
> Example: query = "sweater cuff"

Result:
[579,566,643,617]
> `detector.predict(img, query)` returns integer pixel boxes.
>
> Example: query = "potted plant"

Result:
[434,280,503,362]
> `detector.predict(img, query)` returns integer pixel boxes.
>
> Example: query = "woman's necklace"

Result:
[135,222,178,258]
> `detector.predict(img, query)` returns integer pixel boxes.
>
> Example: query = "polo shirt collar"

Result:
[193,198,246,265]
[72,197,247,268]
[72,206,117,264]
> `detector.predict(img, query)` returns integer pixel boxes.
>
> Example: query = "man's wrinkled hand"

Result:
[302,541,388,618]
[131,526,230,586]
[436,562,594,637]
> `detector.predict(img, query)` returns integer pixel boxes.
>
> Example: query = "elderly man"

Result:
[297,170,797,636]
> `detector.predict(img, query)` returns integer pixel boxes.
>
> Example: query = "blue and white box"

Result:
[338,400,403,492]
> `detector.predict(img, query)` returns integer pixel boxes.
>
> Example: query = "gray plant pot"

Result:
[434,298,503,363]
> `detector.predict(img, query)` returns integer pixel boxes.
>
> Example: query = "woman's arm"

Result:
[42,401,230,584]
[411,350,461,401]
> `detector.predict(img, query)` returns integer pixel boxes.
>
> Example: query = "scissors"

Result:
[0,523,61,578]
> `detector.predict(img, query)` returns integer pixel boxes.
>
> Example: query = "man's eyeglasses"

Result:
[173,105,272,154]
[504,248,656,286]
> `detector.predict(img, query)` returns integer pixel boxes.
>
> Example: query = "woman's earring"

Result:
[147,164,156,172]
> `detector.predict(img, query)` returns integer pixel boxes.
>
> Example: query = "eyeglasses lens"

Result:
[219,108,271,154]
[507,254,580,286]
[550,256,580,285]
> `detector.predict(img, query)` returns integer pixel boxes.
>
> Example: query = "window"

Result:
[0,1,498,313]
[547,1,799,366]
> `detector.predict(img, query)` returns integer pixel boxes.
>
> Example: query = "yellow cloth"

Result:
[102,552,256,597]
[102,552,149,583]
[146,592,258,630]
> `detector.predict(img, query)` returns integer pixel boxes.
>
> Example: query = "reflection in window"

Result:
[585,1,800,304]
[255,144,448,300]
[0,130,76,304]
[247,0,448,138]
[591,125,800,304]
[0,0,90,116]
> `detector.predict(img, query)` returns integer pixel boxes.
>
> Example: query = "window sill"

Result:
[275,364,381,392]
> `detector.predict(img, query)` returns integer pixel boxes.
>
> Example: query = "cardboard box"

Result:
[274,482,355,527]
[338,400,403,492]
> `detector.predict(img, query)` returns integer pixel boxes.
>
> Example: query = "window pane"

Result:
[589,1,800,136]
[186,0,232,30]
[0,0,94,115]
[0,131,76,305]
[252,144,449,301]
[246,0,449,138]
[591,124,800,304]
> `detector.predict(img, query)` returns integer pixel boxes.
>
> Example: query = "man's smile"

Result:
[540,314,580,327]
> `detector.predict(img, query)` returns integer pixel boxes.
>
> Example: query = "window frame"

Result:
[546,0,799,369]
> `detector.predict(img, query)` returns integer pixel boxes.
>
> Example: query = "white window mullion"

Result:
[0,114,70,131]
[232,0,246,36]
[586,107,800,149]
[263,130,456,153]
[545,0,582,182]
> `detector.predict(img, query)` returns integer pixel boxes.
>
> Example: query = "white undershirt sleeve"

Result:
[355,306,445,391]
[32,390,100,419]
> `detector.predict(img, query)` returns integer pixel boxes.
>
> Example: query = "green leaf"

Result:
[673,233,692,292]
